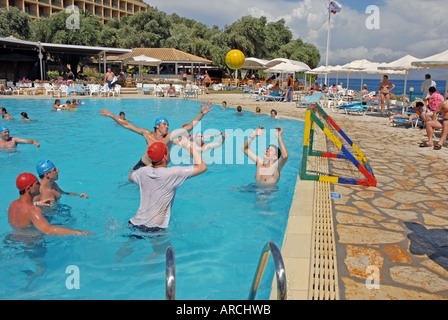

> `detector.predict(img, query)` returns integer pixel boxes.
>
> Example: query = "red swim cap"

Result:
[16,172,38,191]
[147,142,168,163]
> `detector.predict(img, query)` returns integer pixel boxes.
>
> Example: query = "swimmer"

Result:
[236,106,244,114]
[8,173,90,236]
[255,107,261,114]
[100,101,214,170]
[1,107,14,120]
[221,101,227,110]
[21,112,35,121]
[118,111,130,124]
[0,126,40,149]
[77,99,84,105]
[52,99,61,111]
[32,160,89,205]
[242,126,288,184]
[271,109,278,118]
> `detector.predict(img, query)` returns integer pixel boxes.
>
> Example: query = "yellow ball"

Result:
[225,50,245,70]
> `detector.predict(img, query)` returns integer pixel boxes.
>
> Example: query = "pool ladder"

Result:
[165,241,287,300]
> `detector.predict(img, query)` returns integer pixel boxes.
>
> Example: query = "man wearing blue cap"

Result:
[33,160,89,205]
[0,126,40,149]
[100,101,214,170]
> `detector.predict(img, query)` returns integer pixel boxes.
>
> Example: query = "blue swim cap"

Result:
[36,160,55,176]
[0,125,9,133]
[154,116,169,127]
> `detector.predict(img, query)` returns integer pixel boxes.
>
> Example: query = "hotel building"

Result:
[0,0,148,23]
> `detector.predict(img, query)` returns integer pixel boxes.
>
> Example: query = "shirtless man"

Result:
[1,107,14,120]
[242,126,288,184]
[378,75,395,112]
[0,126,40,150]
[103,67,115,88]
[420,99,448,150]
[8,172,90,236]
[100,102,214,170]
[33,160,88,205]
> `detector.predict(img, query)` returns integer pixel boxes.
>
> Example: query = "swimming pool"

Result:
[0,98,304,300]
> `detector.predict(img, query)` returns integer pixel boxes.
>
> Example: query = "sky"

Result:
[143,0,448,80]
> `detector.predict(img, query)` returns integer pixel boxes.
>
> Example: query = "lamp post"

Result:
[409,87,414,102]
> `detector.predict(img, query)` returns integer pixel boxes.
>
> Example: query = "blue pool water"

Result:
[0,98,304,300]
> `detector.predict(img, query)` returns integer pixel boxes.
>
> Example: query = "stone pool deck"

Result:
[3,92,448,299]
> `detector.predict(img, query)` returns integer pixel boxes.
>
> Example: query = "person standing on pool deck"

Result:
[128,138,207,232]
[242,126,288,184]
[100,102,214,170]
[8,173,90,236]
[32,160,89,205]
[0,126,40,150]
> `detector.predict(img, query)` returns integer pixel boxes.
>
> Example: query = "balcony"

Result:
[51,0,62,6]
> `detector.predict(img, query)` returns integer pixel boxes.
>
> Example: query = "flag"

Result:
[330,1,342,14]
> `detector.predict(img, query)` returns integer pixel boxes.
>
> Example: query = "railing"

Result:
[166,246,175,300]
[248,242,287,300]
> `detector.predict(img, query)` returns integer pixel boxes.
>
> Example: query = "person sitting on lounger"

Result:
[419,99,448,150]
[387,102,424,124]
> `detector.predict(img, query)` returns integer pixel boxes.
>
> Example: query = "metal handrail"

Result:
[248,241,287,300]
[166,246,175,300]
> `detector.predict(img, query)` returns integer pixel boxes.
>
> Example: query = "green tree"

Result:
[0,7,32,39]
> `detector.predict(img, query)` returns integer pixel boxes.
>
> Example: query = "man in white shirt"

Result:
[421,74,436,108]
[128,138,207,232]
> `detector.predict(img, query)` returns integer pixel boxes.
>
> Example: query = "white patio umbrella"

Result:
[327,64,358,89]
[306,65,333,86]
[378,55,421,104]
[342,59,379,90]
[411,49,448,98]
[123,55,162,80]
[265,61,311,89]
[242,57,269,70]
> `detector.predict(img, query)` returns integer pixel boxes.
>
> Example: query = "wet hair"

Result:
[237,106,242,112]
[55,99,60,104]
[1,107,6,112]
[21,112,29,118]
[271,109,277,115]
[256,107,261,112]
[429,86,436,93]
[119,111,125,116]
[269,144,281,158]
[66,100,71,104]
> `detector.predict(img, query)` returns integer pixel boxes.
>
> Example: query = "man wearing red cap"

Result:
[0,126,40,149]
[8,173,91,236]
[127,137,207,232]
[100,101,214,170]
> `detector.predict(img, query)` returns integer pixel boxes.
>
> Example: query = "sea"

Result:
[301,78,446,101]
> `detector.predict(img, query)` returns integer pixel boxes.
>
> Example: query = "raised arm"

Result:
[177,136,207,177]
[170,102,214,139]
[275,127,288,170]
[100,109,150,136]
[202,133,227,151]
[242,126,264,164]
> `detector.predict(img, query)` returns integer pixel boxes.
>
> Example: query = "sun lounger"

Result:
[337,103,367,115]
[296,92,322,107]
